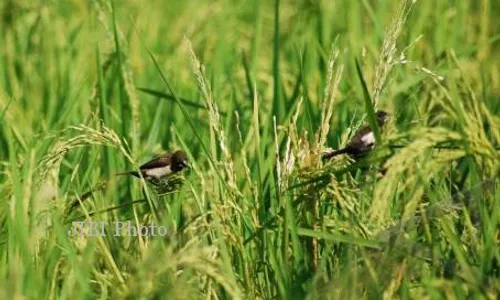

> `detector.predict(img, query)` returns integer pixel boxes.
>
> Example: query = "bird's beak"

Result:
[182,160,191,170]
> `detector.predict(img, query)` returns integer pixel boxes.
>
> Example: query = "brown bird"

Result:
[322,111,390,160]
[68,150,189,213]
[117,150,190,180]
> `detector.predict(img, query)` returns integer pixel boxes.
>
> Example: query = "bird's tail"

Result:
[322,148,350,160]
[115,171,140,178]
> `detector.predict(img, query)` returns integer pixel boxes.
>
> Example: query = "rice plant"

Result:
[0,0,499,299]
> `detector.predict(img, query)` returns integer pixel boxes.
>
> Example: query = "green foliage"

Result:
[1,0,499,298]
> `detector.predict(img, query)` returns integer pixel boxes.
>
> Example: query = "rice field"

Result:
[1,0,499,299]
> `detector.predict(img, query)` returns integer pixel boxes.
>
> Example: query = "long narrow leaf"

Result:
[355,58,381,143]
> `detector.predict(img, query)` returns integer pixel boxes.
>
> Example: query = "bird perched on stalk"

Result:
[117,149,190,194]
[117,150,190,181]
[322,111,390,160]
[68,150,190,213]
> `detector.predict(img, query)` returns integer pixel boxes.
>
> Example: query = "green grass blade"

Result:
[355,57,381,143]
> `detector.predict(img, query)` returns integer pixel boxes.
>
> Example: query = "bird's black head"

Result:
[376,111,390,127]
[171,150,189,172]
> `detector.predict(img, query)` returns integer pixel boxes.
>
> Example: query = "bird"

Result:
[67,150,190,213]
[322,111,390,160]
[117,150,190,181]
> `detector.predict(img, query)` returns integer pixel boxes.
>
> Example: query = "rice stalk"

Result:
[372,0,416,106]
[370,127,464,224]
[38,125,133,190]
[121,239,242,299]
[318,47,343,151]
[235,111,258,207]
[185,37,241,199]
[92,0,140,154]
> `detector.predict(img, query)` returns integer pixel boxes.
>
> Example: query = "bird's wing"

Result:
[346,125,374,149]
[139,153,172,170]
